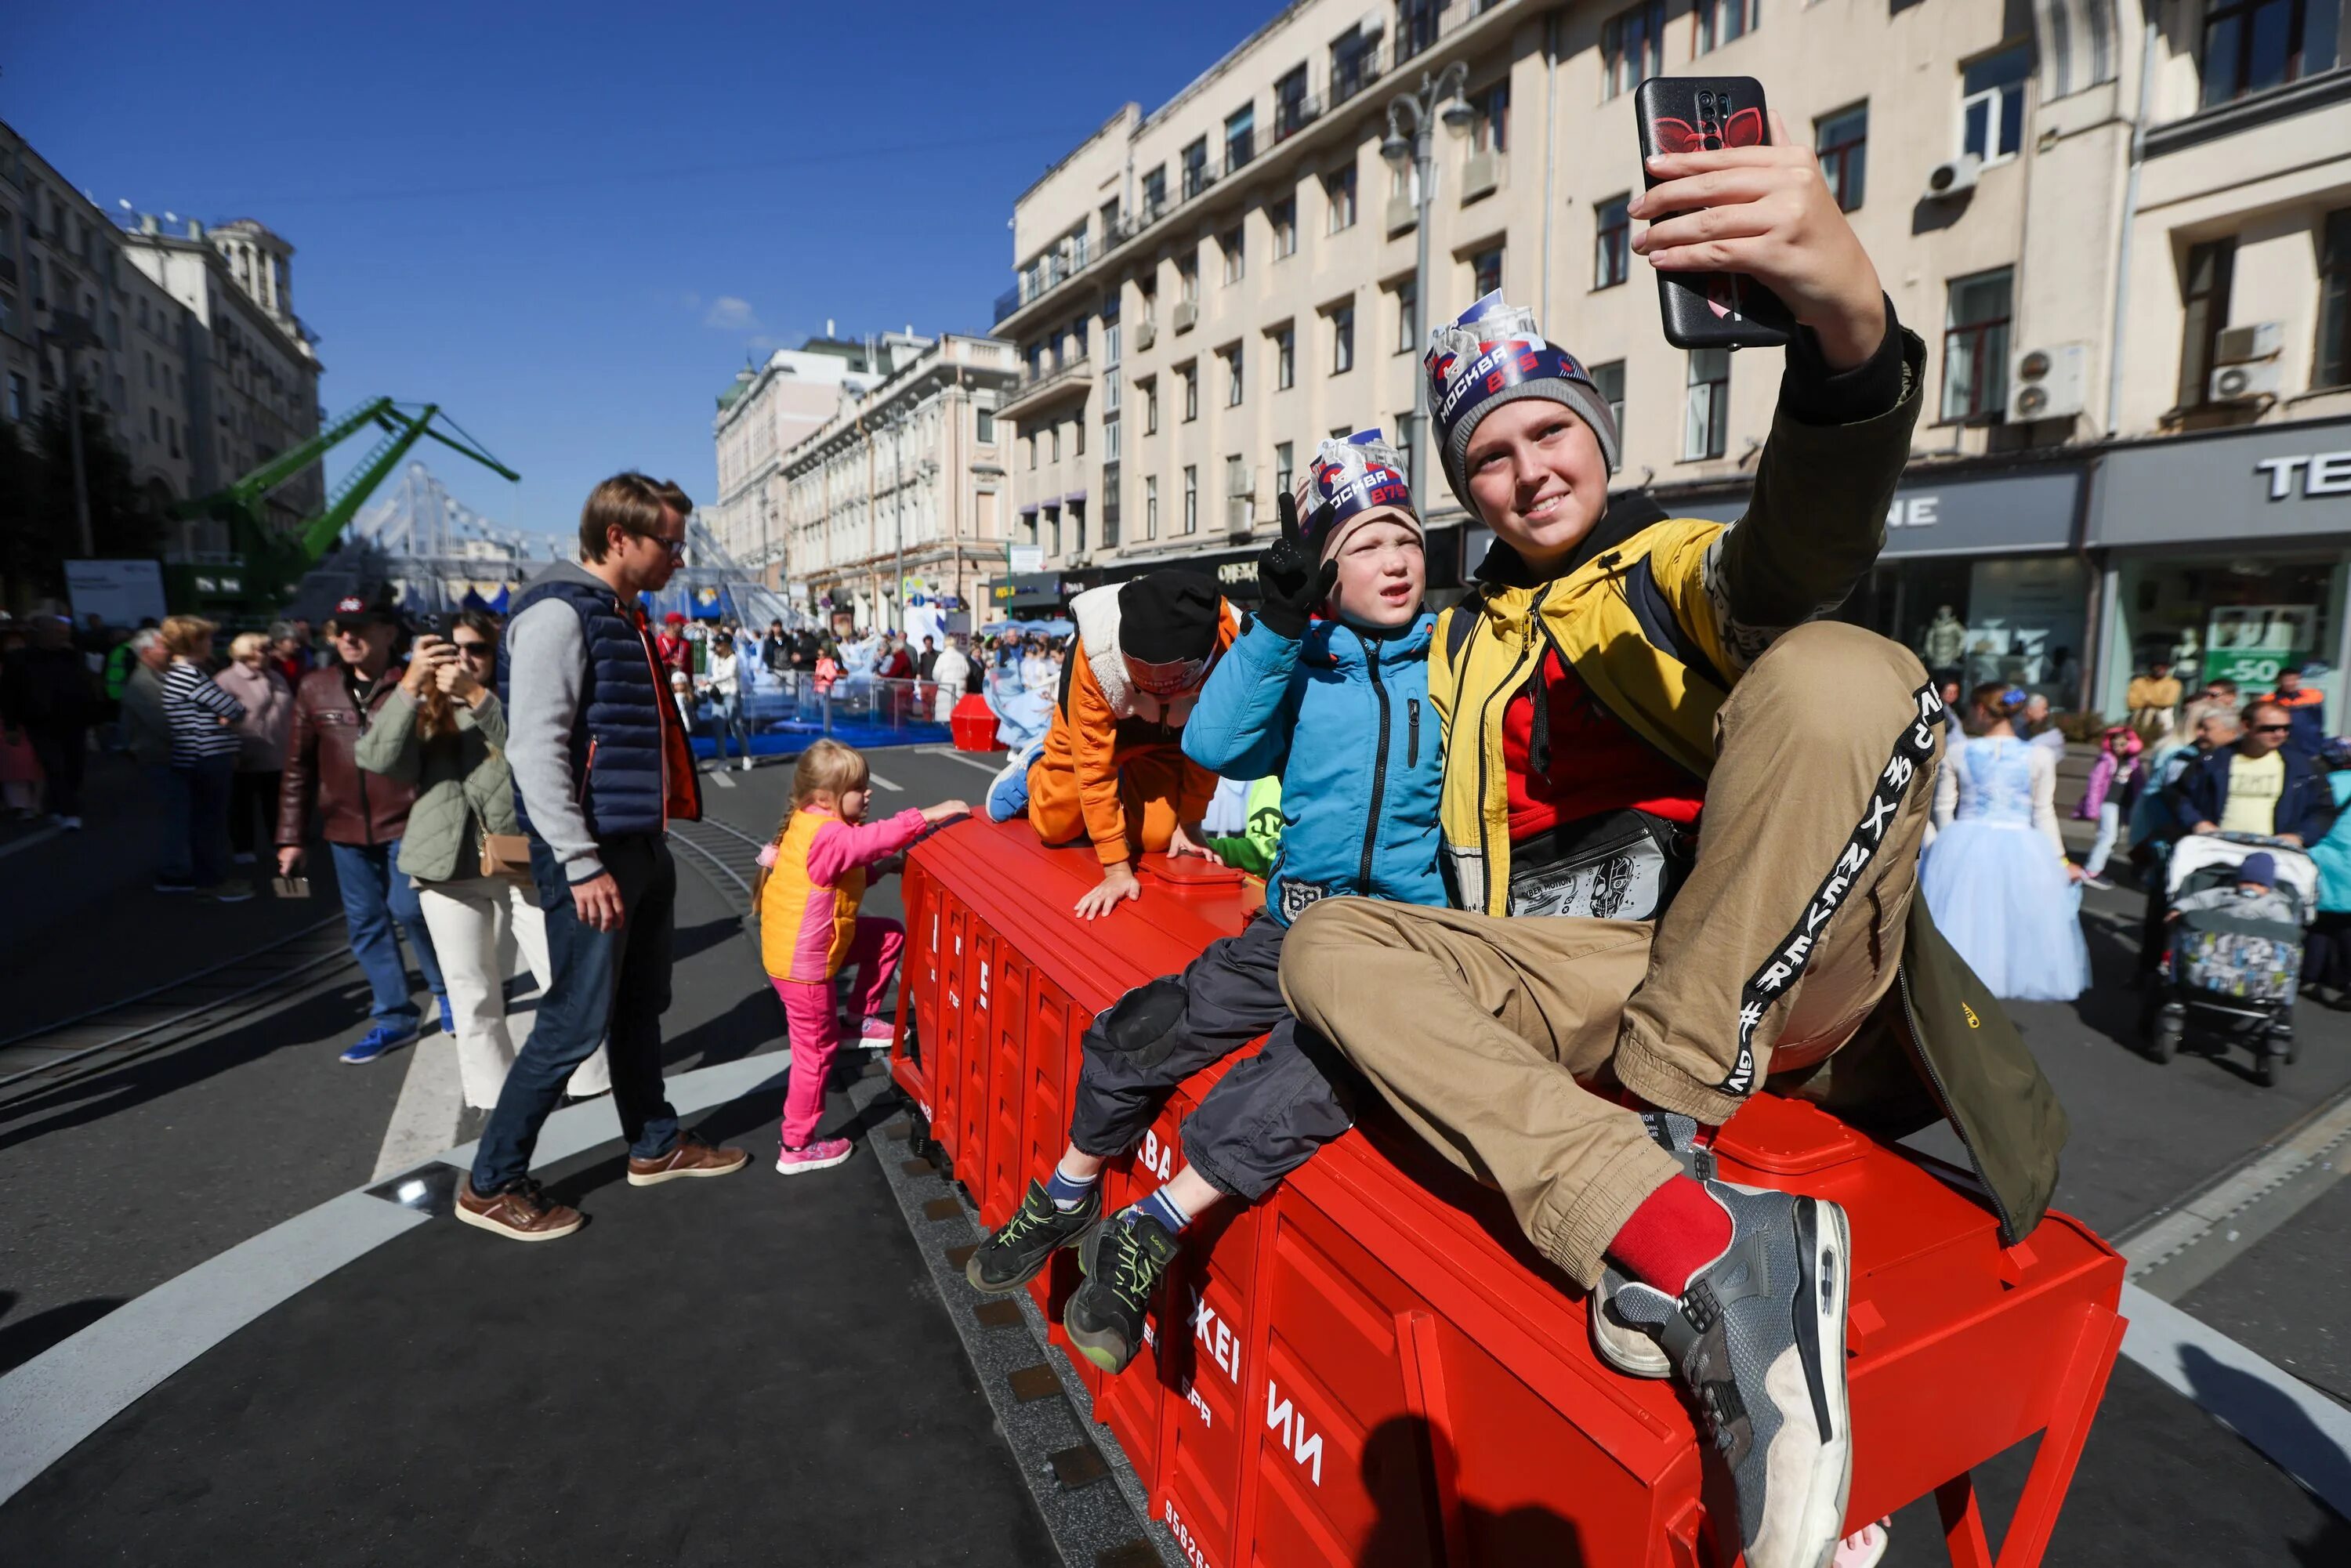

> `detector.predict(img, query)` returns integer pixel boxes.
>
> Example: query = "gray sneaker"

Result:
[1590,1111,1710,1380]
[1612,1180,1853,1568]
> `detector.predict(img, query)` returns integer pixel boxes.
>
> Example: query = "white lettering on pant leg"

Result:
[1265,1380,1324,1487]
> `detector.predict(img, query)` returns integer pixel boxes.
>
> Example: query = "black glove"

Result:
[1255,491,1337,641]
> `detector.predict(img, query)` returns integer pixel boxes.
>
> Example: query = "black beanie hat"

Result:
[1119,572,1222,665]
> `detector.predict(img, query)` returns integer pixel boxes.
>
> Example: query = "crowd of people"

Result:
[5,122,2346,1568]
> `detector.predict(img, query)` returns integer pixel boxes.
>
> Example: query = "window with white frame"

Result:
[1959,45,2031,165]
[1327,165,1358,232]
[1224,344,1245,406]
[1222,226,1245,284]
[1396,278,1418,351]
[1182,363,1199,420]
[1183,465,1198,534]
[1272,196,1298,258]
[1275,324,1295,389]
[1144,474,1159,539]
[1331,304,1356,373]
[1226,454,1249,531]
[1274,440,1295,498]
[1592,360,1627,435]
[1696,0,1759,54]
[1684,348,1730,459]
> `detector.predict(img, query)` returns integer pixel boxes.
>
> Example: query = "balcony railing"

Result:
[999,354,1095,415]
[1274,92,1321,142]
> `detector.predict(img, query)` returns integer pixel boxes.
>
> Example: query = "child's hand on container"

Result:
[922,799,970,826]
[1075,861,1142,921]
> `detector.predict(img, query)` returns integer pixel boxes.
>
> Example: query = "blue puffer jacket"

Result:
[1183,614,1444,925]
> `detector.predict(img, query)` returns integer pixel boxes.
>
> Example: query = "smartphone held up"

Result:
[1632,76,1796,350]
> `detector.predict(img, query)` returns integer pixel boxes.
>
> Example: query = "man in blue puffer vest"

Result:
[460,473,750,1241]
[962,430,1444,1374]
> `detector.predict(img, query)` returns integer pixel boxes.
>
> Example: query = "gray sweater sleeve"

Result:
[504,598,603,881]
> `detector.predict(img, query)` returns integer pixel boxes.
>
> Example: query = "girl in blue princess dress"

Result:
[1922,684,2091,1002]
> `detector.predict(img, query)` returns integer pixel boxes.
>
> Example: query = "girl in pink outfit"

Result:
[2074,725,2143,889]
[754,739,968,1174]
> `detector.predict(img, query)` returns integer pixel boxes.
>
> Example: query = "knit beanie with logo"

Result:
[1423,292,1621,514]
[1295,430,1424,562]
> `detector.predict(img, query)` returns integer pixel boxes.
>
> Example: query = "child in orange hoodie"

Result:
[985,571,1237,920]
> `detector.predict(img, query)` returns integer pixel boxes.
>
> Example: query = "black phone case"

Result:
[1633,76,1795,350]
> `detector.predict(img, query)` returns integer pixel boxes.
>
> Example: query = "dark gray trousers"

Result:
[1067,916,1356,1202]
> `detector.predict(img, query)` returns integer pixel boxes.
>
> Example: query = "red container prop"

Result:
[894,820,2125,1567]
[951,693,1007,752]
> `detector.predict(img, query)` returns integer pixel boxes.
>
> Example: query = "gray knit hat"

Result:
[1424,292,1621,513]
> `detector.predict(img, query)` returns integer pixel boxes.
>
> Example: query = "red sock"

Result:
[1607,1174,1733,1297]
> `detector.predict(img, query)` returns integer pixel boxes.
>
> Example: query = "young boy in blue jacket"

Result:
[964,431,1444,1373]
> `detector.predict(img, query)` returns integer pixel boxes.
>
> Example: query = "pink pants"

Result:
[773,915,904,1149]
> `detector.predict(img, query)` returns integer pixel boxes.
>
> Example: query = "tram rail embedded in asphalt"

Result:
[0,914,351,1104]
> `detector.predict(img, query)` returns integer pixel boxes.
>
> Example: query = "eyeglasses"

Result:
[2252,723,2291,734]
[650,534,688,562]
[452,640,493,660]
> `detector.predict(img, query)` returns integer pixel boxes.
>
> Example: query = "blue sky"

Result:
[5,0,1280,549]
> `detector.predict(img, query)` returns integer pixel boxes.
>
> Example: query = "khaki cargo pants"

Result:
[1278,621,1940,1287]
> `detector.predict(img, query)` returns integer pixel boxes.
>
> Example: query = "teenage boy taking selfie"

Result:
[1279,110,2067,1568]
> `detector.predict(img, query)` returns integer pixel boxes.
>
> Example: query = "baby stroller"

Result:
[2143,832,2317,1085]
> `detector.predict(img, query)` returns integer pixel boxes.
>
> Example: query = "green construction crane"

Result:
[171,399,520,614]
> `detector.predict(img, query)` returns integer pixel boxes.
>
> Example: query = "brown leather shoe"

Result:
[455,1178,584,1242]
[626,1133,752,1186]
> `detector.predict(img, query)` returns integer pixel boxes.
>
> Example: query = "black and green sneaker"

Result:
[965,1178,1103,1295]
[1064,1211,1181,1374]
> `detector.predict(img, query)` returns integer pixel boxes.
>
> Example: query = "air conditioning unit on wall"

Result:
[2211,360,2284,402]
[2008,343,2088,422]
[2215,321,2284,365]
[1923,153,1982,201]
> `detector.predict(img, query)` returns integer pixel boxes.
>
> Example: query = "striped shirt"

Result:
[162,660,247,766]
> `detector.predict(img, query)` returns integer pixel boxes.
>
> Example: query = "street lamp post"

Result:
[1382,62,1473,502]
[42,313,106,559]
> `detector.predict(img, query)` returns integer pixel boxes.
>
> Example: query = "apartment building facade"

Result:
[710,329,929,584]
[0,118,323,562]
[993,0,2351,719]
[778,332,1019,632]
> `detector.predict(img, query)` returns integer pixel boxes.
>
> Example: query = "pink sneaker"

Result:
[775,1137,854,1176]
[1833,1520,1890,1568]
[859,1015,897,1044]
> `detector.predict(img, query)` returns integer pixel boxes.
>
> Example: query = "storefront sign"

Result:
[1664,467,2081,558]
[2095,419,2351,545]
[1007,545,1045,574]
[987,572,1063,610]
[2204,603,2315,686]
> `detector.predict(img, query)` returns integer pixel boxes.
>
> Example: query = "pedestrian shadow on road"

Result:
[0,1289,127,1378]
[661,987,783,1072]
[671,915,746,966]
[2179,1343,2351,1560]
[0,981,376,1156]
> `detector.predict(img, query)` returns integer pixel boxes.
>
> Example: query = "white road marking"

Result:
[927,751,1008,777]
[2121,1086,2351,1299]
[869,773,903,792]
[708,766,736,789]
[371,1031,465,1182]
[0,827,63,861]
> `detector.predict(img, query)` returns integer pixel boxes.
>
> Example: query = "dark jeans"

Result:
[161,755,235,887]
[229,769,279,857]
[471,832,682,1193]
[27,724,85,817]
[328,839,448,1023]
[1067,917,1357,1201]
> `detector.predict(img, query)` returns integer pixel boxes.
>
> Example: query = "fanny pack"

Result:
[1505,808,1694,922]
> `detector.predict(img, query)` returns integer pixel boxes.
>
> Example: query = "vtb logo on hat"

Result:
[1422,291,1621,509]
[1297,430,1422,559]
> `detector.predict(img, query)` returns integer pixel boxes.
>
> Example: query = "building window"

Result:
[1595,197,1631,289]
[1183,465,1199,534]
[1103,473,1121,549]
[1142,165,1168,217]
[1472,80,1510,154]
[1592,359,1627,433]
[1603,2,1666,100]
[1684,348,1730,459]
[1941,266,2014,422]
[2176,237,2237,408]
[1027,433,1038,469]
[6,372,25,422]
[1275,325,1296,389]
[976,400,996,443]
[1074,415,1085,456]
[1332,305,1357,373]
[1183,138,1212,199]
[1327,165,1358,232]
[1398,0,1446,60]
[1144,474,1160,539]
[2201,0,2341,107]
[150,407,161,440]
[1272,196,1298,259]
[1222,226,1245,284]
[1275,440,1295,498]
[1143,378,1159,433]
[2319,209,2351,389]
[1225,345,1245,406]
[1472,246,1505,298]
[1960,45,2032,165]
[1332,24,1381,102]
[1104,412,1121,462]
[1816,104,1868,212]
[1179,255,1199,304]
[1182,363,1199,421]
[1395,414,1417,487]
[1049,506,1063,558]
[1276,66,1313,139]
[1226,104,1255,171]
[1226,454,1250,531]
[1049,425,1062,462]
[1696,0,1759,53]
[1388,280,1416,353]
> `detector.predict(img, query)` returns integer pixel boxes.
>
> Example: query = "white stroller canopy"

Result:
[2166,832,2320,909]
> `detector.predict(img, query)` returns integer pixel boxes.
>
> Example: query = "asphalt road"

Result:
[5,739,2348,1563]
